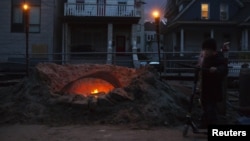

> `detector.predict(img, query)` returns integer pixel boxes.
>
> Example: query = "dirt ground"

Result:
[0,124,207,141]
[0,79,241,141]
[0,80,209,141]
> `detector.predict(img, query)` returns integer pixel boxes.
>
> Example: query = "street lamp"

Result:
[152,10,161,74]
[23,3,30,76]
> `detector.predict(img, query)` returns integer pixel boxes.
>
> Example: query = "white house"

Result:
[0,0,145,68]
[62,0,145,67]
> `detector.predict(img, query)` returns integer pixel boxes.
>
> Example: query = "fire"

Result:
[91,89,99,94]
[64,78,115,96]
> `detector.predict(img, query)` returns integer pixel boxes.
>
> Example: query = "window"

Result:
[220,3,228,20]
[29,6,40,32]
[146,34,154,41]
[11,0,41,33]
[201,3,209,20]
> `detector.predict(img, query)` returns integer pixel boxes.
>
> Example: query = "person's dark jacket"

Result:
[201,52,228,102]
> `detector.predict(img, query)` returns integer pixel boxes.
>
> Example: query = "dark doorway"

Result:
[116,36,126,55]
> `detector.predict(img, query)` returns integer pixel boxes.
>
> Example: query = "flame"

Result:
[91,89,99,94]
[65,78,115,96]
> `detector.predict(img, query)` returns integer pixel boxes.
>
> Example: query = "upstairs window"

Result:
[146,34,155,41]
[11,0,41,33]
[201,3,209,20]
[220,3,229,21]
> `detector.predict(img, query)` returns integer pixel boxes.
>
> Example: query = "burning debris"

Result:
[0,63,190,127]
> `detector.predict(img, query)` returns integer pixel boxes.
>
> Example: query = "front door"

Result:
[116,36,126,55]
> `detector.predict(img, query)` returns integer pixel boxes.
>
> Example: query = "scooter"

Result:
[182,68,207,136]
[176,63,208,136]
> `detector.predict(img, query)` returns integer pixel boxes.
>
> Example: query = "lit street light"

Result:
[152,10,161,75]
[23,3,30,76]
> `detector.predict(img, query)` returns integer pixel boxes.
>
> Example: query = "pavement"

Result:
[0,124,208,141]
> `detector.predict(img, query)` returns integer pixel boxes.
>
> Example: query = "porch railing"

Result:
[64,3,140,17]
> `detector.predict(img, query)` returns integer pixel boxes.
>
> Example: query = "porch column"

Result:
[131,24,137,50]
[210,29,214,39]
[180,28,184,56]
[62,23,69,64]
[131,24,140,68]
[107,23,113,64]
[66,24,71,63]
[172,32,177,56]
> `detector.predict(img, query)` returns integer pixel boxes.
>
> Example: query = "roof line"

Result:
[244,16,250,22]
[172,0,196,22]
[172,0,245,22]
[235,0,244,7]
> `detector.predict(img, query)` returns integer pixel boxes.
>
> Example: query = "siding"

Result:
[0,0,12,61]
[0,0,56,62]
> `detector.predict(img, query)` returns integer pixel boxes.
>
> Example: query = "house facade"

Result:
[163,0,250,55]
[144,21,164,61]
[62,0,145,67]
[0,0,145,68]
[0,0,59,64]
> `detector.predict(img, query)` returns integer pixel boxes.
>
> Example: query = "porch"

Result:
[64,3,140,17]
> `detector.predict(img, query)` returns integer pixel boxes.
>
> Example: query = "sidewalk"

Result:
[0,124,208,141]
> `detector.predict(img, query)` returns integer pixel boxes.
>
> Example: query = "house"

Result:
[0,0,145,68]
[144,21,165,61]
[163,0,250,56]
[61,0,145,67]
[0,0,59,65]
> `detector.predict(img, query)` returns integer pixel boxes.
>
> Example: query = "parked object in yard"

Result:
[182,67,207,137]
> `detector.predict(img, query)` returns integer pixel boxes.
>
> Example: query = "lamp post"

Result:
[152,10,161,75]
[23,3,30,76]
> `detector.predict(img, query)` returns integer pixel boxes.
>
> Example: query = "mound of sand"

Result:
[0,63,191,127]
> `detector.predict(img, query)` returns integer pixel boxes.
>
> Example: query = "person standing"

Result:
[198,38,228,128]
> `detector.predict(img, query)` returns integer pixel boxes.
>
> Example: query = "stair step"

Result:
[0,72,26,81]
[0,79,22,87]
[114,55,133,68]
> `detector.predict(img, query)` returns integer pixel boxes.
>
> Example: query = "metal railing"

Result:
[0,51,249,79]
[137,51,250,79]
[64,3,140,17]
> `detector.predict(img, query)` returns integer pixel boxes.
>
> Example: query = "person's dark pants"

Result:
[200,99,218,127]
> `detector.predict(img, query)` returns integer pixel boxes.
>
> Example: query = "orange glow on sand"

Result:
[66,78,115,96]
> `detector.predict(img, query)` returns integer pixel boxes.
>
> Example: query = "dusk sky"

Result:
[144,0,167,21]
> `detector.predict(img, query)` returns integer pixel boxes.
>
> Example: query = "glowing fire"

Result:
[91,89,99,94]
[65,78,115,96]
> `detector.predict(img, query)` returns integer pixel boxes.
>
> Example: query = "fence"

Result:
[64,3,139,17]
[0,51,249,78]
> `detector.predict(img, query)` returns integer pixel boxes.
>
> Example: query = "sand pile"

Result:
[0,63,190,127]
